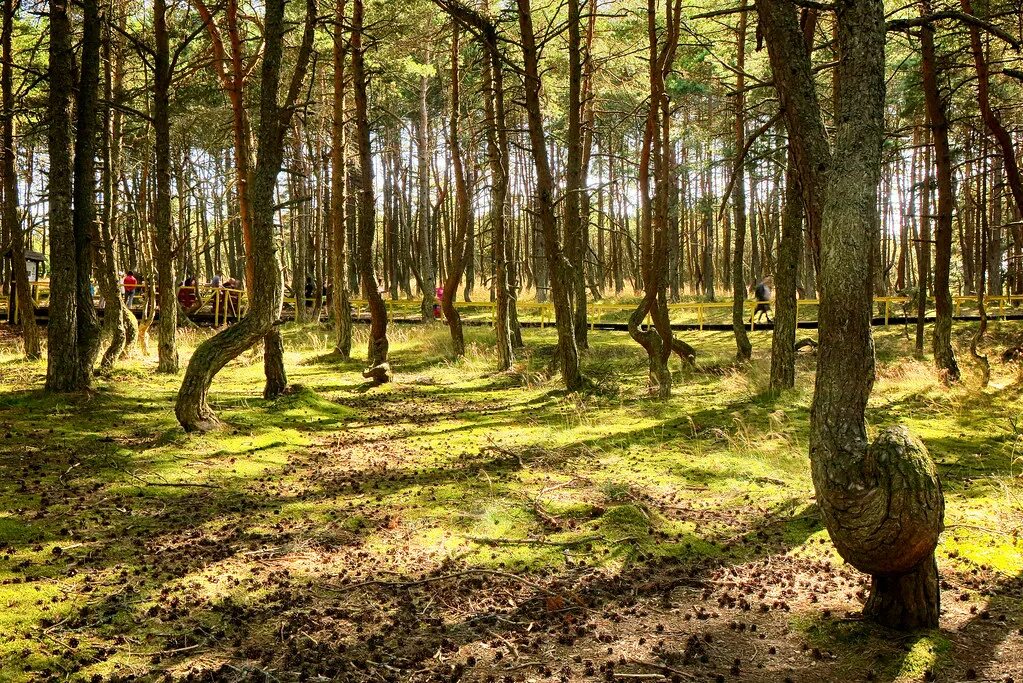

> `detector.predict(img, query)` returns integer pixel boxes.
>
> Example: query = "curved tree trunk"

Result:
[442,22,470,357]
[811,0,944,630]
[176,0,314,429]
[352,0,388,368]
[920,14,959,382]
[758,0,945,630]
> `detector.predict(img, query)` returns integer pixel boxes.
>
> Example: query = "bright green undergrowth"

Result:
[0,320,1020,681]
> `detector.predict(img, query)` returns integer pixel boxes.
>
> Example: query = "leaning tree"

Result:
[756,0,945,629]
[175,0,316,431]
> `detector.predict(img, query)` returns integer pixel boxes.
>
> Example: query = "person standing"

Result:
[123,270,138,307]
[754,275,774,323]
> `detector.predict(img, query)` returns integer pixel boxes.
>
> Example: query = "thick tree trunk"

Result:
[331,0,353,358]
[46,0,86,391]
[516,0,582,390]
[352,0,389,368]
[2,0,39,359]
[72,0,104,379]
[759,0,945,630]
[814,0,943,630]
[919,15,959,382]
[154,0,179,374]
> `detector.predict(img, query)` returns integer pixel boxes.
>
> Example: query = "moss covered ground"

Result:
[0,320,1020,682]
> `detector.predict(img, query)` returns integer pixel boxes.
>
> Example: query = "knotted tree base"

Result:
[363,363,392,385]
[864,555,940,630]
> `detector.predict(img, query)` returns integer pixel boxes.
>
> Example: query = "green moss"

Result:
[0,322,1020,678]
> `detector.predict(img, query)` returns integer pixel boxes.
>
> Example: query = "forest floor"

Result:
[0,320,1022,683]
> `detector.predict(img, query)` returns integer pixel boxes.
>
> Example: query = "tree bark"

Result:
[176,0,315,429]
[416,58,437,323]
[919,13,959,382]
[769,150,803,391]
[154,0,179,374]
[481,24,514,371]
[731,10,752,362]
[959,0,1023,217]
[2,0,38,359]
[331,0,353,358]
[516,0,582,390]
[46,0,88,391]
[566,0,587,350]
[758,0,945,630]
[352,0,389,368]
[441,22,470,357]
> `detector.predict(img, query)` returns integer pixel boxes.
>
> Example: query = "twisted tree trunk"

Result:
[176,0,315,430]
[758,0,945,629]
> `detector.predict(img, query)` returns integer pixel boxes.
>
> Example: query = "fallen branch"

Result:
[466,534,605,548]
[625,658,697,681]
[145,481,222,489]
[328,567,552,594]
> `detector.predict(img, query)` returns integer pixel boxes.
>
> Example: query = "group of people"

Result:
[109,271,242,322]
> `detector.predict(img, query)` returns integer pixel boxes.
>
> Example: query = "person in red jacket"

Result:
[122,271,138,307]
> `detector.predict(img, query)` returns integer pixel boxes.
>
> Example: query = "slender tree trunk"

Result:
[441,23,470,357]
[352,0,389,368]
[566,0,587,350]
[154,0,179,373]
[516,0,582,390]
[331,0,353,358]
[919,13,959,382]
[917,129,931,355]
[769,151,803,390]
[2,0,39,359]
[482,30,514,371]
[959,0,1023,217]
[95,8,136,369]
[417,60,437,323]
[731,10,752,361]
